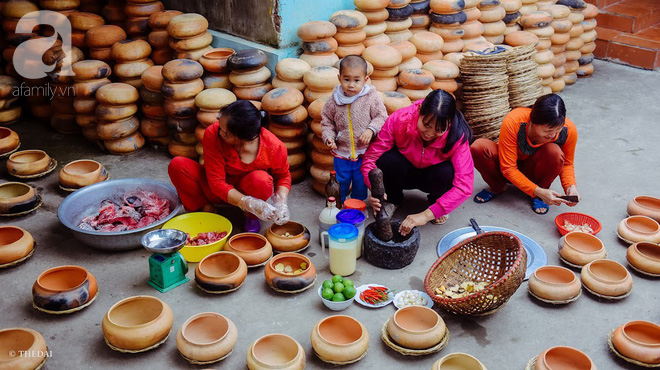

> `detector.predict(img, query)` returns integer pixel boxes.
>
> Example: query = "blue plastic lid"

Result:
[328,223,358,240]
[336,209,365,225]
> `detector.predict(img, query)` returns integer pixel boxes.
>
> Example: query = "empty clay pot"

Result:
[269,105,309,125]
[611,320,660,364]
[265,222,310,252]
[32,265,98,312]
[276,58,311,81]
[194,88,237,111]
[199,48,235,73]
[246,334,306,370]
[386,305,446,349]
[59,159,108,189]
[0,226,34,266]
[176,312,238,364]
[162,59,205,82]
[0,127,20,155]
[167,13,209,38]
[528,265,581,301]
[0,328,48,370]
[6,150,51,176]
[627,242,660,275]
[225,233,272,266]
[102,295,173,351]
[103,132,146,155]
[627,196,660,223]
[261,88,305,115]
[534,346,595,370]
[618,216,660,244]
[433,352,487,369]
[311,315,369,363]
[96,83,139,105]
[195,251,248,293]
[581,259,633,297]
[264,252,316,292]
[559,231,606,266]
[0,182,39,215]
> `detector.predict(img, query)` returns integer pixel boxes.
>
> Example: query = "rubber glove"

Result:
[270,193,290,225]
[239,196,277,221]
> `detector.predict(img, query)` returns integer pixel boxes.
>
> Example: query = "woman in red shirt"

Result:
[168,100,292,232]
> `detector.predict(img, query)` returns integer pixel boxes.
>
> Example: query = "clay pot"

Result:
[195,251,248,293]
[6,150,51,176]
[559,231,606,266]
[0,106,21,125]
[161,79,204,100]
[398,68,434,89]
[247,334,306,370]
[265,222,310,253]
[138,66,163,92]
[261,88,304,115]
[96,83,139,105]
[298,53,340,69]
[176,312,238,364]
[167,13,208,38]
[225,233,272,266]
[534,346,595,370]
[175,45,214,61]
[229,67,272,87]
[96,104,138,122]
[618,216,660,244]
[59,159,108,189]
[528,265,581,301]
[110,39,151,63]
[386,305,446,349]
[32,265,98,312]
[234,84,273,101]
[168,140,198,158]
[149,10,183,29]
[169,31,213,51]
[162,59,204,82]
[102,295,173,351]
[194,88,237,111]
[199,48,235,73]
[104,132,146,155]
[0,127,20,155]
[432,353,487,369]
[0,226,34,265]
[0,328,47,370]
[202,73,233,90]
[363,44,403,68]
[276,58,311,81]
[581,259,633,297]
[381,91,412,114]
[611,320,660,365]
[227,49,268,73]
[71,60,112,81]
[628,196,660,222]
[264,253,316,292]
[303,66,340,91]
[311,315,369,363]
[297,21,337,41]
[627,242,660,275]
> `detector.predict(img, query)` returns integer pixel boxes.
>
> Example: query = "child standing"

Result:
[321,55,388,202]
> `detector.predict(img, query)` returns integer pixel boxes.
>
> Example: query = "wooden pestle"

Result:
[368,168,393,241]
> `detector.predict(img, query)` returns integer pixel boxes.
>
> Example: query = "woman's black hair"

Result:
[217,100,266,141]
[419,89,473,153]
[530,94,566,128]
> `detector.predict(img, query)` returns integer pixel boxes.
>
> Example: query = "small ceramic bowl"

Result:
[318,286,355,311]
[528,265,581,302]
[627,242,660,276]
[433,353,487,370]
[311,315,369,364]
[0,225,34,266]
[618,216,660,244]
[534,346,596,370]
[176,312,238,364]
[627,196,660,222]
[0,182,39,215]
[0,127,20,155]
[59,159,108,189]
[246,334,305,369]
[6,150,51,176]
[195,251,248,293]
[0,328,48,370]
[225,233,272,267]
[265,221,311,252]
[386,305,446,350]
[581,259,633,298]
[611,320,660,365]
[32,265,98,313]
[559,231,606,266]
[264,252,316,293]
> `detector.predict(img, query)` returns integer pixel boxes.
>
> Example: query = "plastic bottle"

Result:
[325,171,342,209]
[319,197,340,246]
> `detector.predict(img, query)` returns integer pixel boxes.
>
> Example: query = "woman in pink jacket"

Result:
[361,90,474,236]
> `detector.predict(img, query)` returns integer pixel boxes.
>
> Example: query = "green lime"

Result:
[343,286,356,299]
[343,279,354,287]
[332,293,345,302]
[333,282,345,293]
[332,275,343,283]
[322,280,334,289]
[322,288,334,300]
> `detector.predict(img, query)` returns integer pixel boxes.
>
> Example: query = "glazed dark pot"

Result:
[227,49,268,72]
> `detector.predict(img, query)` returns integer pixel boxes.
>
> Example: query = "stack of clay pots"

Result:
[385,0,414,42]
[354,0,391,48]
[479,0,507,44]
[380,91,412,114]
[43,44,84,134]
[262,87,308,184]
[148,10,182,65]
[103,0,127,27]
[559,0,586,86]
[112,39,153,89]
[520,12,555,94]
[362,44,402,92]
[228,49,272,103]
[140,65,170,149]
[298,21,339,68]
[39,0,79,18]
[162,59,204,158]
[422,60,460,94]
[330,10,368,58]
[397,68,434,101]
[577,3,597,78]
[546,5,571,92]
[273,58,310,92]
[85,25,127,64]
[308,97,333,195]
[461,0,485,46]
[429,0,466,55]
[125,0,164,39]
[0,76,20,126]
[72,60,112,145]
[2,0,39,77]
[11,37,50,121]
[303,66,339,104]
[410,31,444,64]
[409,0,431,34]
[519,0,538,14]
[198,47,234,90]
[502,0,522,36]
[95,83,145,154]
[392,40,422,72]
[194,88,236,164]
[167,13,213,61]
[68,11,105,51]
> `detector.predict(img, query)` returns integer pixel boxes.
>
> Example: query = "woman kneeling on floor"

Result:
[361,89,474,236]
[471,94,580,214]
[168,100,291,231]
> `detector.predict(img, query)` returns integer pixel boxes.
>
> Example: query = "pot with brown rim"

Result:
[265,221,310,252]
[264,252,316,292]
[195,251,248,293]
[6,150,51,176]
[0,226,34,266]
[32,265,98,313]
[225,233,272,266]
[199,48,235,73]
[0,182,39,215]
[59,159,108,189]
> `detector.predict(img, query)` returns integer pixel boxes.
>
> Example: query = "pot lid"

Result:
[343,199,366,211]
[329,223,358,240]
[336,209,365,225]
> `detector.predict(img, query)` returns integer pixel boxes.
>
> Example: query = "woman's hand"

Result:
[534,187,568,206]
[239,196,277,221]
[368,193,386,212]
[565,185,581,207]
[399,209,435,236]
[270,191,290,225]
[358,130,374,146]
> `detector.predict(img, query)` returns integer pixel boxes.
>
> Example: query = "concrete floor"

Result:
[1,59,659,370]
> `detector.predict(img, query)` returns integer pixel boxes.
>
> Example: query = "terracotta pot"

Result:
[3,1,40,19]
[149,10,183,29]
[628,196,660,222]
[176,312,238,363]
[59,159,108,189]
[164,98,197,118]
[102,295,173,351]
[6,150,50,176]
[234,84,273,101]
[125,1,164,17]
[398,68,434,89]
[225,233,272,266]
[169,31,213,52]
[618,216,660,244]
[96,83,139,105]
[581,259,633,297]
[247,334,306,370]
[171,132,197,146]
[96,104,138,122]
[196,111,219,127]
[0,226,34,265]
[32,265,98,312]
[310,149,334,167]
[167,13,208,38]
[71,60,112,81]
[162,59,204,82]
[432,353,487,369]
[68,11,104,31]
[202,73,233,90]
[303,66,340,91]
[559,231,606,266]
[297,20,337,42]
[261,88,304,115]
[264,252,316,292]
[147,29,170,49]
[397,86,433,101]
[0,106,21,124]
[611,320,660,364]
[0,127,20,155]
[161,79,204,100]
[103,132,146,155]
[627,242,660,275]
[195,251,248,293]
[0,328,47,370]
[386,305,446,349]
[72,78,111,98]
[89,47,113,62]
[311,315,369,363]
[191,89,235,112]
[298,53,340,69]
[275,58,311,81]
[528,265,580,301]
[114,59,154,79]
[265,222,310,253]
[269,106,308,126]
[141,117,169,138]
[268,123,306,140]
[142,103,166,119]
[139,87,164,106]
[151,49,175,65]
[227,49,269,73]
[175,45,214,62]
[534,346,595,370]
[381,91,412,114]
[282,138,306,153]
[168,140,199,159]
[229,67,272,87]
[399,56,424,71]
[199,48,235,73]
[110,40,151,63]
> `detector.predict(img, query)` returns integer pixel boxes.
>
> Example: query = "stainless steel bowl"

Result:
[58,178,183,251]
[142,229,187,254]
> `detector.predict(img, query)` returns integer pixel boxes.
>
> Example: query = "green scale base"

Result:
[147,252,189,293]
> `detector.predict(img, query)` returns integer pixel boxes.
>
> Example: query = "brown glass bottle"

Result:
[325,171,342,209]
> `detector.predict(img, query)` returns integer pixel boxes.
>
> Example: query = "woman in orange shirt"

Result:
[470,94,580,214]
